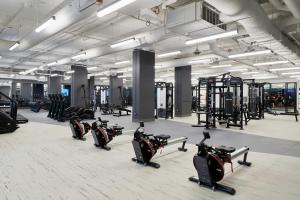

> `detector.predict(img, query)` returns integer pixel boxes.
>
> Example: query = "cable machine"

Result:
[95,85,109,111]
[192,85,199,112]
[155,82,174,119]
[243,79,265,121]
[193,73,246,130]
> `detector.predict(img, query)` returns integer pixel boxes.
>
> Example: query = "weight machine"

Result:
[95,85,110,111]
[193,73,247,130]
[192,85,199,112]
[243,79,265,121]
[154,82,174,119]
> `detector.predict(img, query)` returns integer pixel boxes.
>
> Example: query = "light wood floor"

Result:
[0,121,300,200]
[171,113,300,141]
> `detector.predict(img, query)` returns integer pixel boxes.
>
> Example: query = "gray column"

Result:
[71,65,88,107]
[48,76,62,94]
[11,82,17,97]
[132,49,155,122]
[21,83,32,100]
[109,76,123,106]
[88,76,95,104]
[175,65,192,117]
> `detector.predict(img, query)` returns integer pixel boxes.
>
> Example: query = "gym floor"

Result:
[0,109,300,200]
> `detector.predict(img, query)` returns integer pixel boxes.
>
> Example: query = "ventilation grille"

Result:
[202,4,226,30]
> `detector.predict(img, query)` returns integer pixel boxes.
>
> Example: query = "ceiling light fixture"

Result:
[209,64,232,68]
[290,75,300,78]
[188,58,213,64]
[87,67,98,71]
[228,50,272,59]
[97,0,136,18]
[50,74,58,77]
[282,71,300,75]
[66,70,75,74]
[157,51,181,58]
[47,61,57,67]
[186,30,238,45]
[253,60,289,66]
[115,60,130,65]
[9,42,20,51]
[35,16,56,33]
[269,67,300,72]
[71,52,86,60]
[111,38,136,48]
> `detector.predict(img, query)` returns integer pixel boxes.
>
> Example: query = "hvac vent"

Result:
[202,4,226,30]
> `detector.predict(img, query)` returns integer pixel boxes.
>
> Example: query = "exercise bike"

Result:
[91,117,124,150]
[189,131,251,195]
[69,116,91,140]
[132,121,188,168]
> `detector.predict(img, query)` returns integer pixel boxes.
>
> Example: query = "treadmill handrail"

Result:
[0,92,17,121]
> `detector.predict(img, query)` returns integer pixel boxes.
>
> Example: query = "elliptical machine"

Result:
[189,131,251,195]
[91,117,124,150]
[132,122,188,168]
[69,116,91,140]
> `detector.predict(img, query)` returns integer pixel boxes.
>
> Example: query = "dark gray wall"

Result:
[88,76,95,104]
[71,65,88,107]
[11,82,16,97]
[48,76,62,94]
[175,65,192,117]
[109,76,123,106]
[0,86,11,96]
[21,83,32,100]
[132,49,155,122]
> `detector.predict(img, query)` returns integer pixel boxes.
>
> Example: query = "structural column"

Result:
[71,65,88,107]
[132,49,155,122]
[88,76,95,104]
[175,65,192,117]
[11,82,17,97]
[21,83,32,100]
[48,76,62,94]
[109,76,123,106]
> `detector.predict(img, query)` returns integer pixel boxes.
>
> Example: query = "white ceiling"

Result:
[0,0,299,84]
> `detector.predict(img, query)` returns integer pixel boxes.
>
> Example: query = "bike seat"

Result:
[155,134,171,140]
[215,145,236,153]
[101,120,109,123]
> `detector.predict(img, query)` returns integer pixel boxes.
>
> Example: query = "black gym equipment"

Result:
[243,79,265,121]
[69,116,91,140]
[90,117,124,150]
[132,121,188,168]
[189,131,251,195]
[264,82,299,122]
[0,92,19,134]
[193,73,247,130]
[154,82,174,119]
[0,91,28,124]
[47,93,95,122]
[192,85,199,113]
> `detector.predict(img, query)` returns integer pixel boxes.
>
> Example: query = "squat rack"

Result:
[193,73,246,130]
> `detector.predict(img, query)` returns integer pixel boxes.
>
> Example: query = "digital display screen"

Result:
[61,89,69,97]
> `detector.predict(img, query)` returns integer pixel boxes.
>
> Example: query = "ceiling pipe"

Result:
[282,0,300,19]
[204,0,300,56]
[16,0,101,51]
